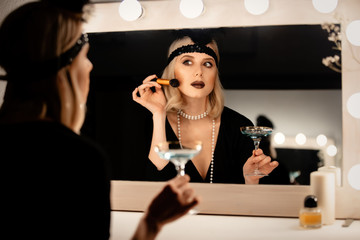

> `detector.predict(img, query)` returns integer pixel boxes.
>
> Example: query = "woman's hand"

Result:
[132,74,167,116]
[243,148,279,184]
[132,175,200,240]
[146,175,200,225]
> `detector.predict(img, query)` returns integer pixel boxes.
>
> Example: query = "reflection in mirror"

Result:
[81,25,342,185]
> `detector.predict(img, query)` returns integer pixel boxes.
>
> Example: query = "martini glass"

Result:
[240,126,273,176]
[154,141,202,176]
[154,140,202,214]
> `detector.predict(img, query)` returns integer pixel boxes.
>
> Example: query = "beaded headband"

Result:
[3,33,88,81]
[57,33,89,69]
[167,43,218,67]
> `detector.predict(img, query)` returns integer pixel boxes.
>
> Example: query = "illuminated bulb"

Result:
[346,92,360,118]
[295,133,306,145]
[244,0,269,15]
[348,164,360,190]
[164,152,171,160]
[118,0,143,22]
[179,0,204,19]
[274,132,285,144]
[312,0,338,13]
[326,145,337,157]
[346,20,360,46]
[316,134,327,146]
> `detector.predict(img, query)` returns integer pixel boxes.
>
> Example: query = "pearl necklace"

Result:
[177,110,215,183]
[179,109,208,120]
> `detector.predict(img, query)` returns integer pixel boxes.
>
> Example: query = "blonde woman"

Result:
[133,33,279,184]
[0,1,199,239]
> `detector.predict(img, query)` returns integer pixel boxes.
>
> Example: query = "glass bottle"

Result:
[299,195,322,228]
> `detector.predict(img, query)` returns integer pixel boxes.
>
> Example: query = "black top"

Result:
[0,121,111,240]
[145,107,255,184]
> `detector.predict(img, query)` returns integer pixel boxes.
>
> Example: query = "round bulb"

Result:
[164,152,171,160]
[295,133,306,145]
[346,20,360,46]
[244,0,269,15]
[346,92,360,118]
[316,134,328,146]
[326,145,337,157]
[312,0,338,13]
[118,0,143,22]
[274,132,285,145]
[348,164,360,190]
[179,0,204,19]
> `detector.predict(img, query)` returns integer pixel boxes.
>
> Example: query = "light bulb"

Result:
[312,0,338,13]
[244,0,269,15]
[274,132,285,144]
[346,20,360,46]
[118,0,143,22]
[326,145,337,157]
[295,133,306,145]
[179,0,204,19]
[316,134,327,146]
[346,92,360,118]
[348,164,360,190]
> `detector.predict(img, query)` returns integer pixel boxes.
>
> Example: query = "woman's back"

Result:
[0,121,111,239]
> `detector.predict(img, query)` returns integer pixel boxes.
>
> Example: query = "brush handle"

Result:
[151,78,179,87]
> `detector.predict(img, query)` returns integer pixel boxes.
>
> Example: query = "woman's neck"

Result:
[181,97,208,114]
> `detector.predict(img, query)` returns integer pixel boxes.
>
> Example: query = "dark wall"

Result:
[86,25,341,90]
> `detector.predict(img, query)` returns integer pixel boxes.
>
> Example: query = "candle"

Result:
[318,166,341,187]
[310,171,335,225]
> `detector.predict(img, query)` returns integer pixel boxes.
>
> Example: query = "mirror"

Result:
[0,0,358,218]
[84,0,359,218]
[81,25,342,185]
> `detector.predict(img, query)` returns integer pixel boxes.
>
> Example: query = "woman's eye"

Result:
[204,61,213,67]
[183,60,192,65]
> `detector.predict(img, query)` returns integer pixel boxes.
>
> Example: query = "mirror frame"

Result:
[85,0,360,219]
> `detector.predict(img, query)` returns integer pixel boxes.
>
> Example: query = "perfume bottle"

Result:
[299,195,322,228]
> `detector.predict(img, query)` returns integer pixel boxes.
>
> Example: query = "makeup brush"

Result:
[151,78,180,88]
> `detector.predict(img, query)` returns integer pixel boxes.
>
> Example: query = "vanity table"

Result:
[110,211,359,240]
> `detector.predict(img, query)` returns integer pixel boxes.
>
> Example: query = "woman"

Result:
[133,33,279,184]
[0,1,199,239]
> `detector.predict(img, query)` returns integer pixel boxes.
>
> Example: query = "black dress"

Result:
[0,121,111,240]
[145,107,255,184]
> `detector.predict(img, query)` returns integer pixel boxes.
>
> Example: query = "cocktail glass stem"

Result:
[173,159,186,176]
[174,158,198,214]
[252,138,261,174]
[253,138,261,150]
[175,161,186,176]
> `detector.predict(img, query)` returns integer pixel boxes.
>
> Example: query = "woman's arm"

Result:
[132,74,169,170]
[131,175,200,240]
[148,110,168,170]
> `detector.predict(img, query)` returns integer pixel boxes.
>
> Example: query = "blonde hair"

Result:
[161,36,224,119]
